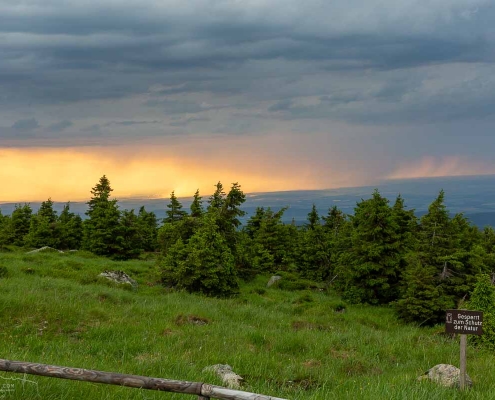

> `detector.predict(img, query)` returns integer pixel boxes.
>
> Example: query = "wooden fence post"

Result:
[0,359,288,400]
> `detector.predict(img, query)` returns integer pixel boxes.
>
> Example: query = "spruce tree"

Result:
[25,199,60,248]
[205,182,246,251]
[117,209,142,259]
[161,213,239,297]
[306,204,320,230]
[190,189,203,218]
[468,274,495,349]
[396,191,454,323]
[297,223,332,281]
[245,207,266,239]
[38,198,57,223]
[136,206,158,252]
[391,195,417,241]
[323,206,346,238]
[221,182,246,230]
[244,207,292,273]
[208,181,226,210]
[58,203,83,250]
[396,190,486,324]
[0,210,7,247]
[157,213,197,255]
[83,175,124,257]
[323,206,351,284]
[164,191,187,224]
[443,213,487,300]
[481,227,495,271]
[10,204,32,247]
[395,254,451,324]
[298,204,330,280]
[391,194,418,280]
[339,190,401,304]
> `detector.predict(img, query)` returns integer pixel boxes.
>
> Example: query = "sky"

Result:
[1,0,495,201]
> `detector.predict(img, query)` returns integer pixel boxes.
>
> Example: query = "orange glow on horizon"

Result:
[3,146,493,203]
[0,143,354,202]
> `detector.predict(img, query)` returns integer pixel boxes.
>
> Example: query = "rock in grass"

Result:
[26,246,64,254]
[203,364,243,389]
[267,275,282,287]
[418,364,472,388]
[99,270,138,289]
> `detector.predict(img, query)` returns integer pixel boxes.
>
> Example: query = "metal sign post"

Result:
[445,309,483,390]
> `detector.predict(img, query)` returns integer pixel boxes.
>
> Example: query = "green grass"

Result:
[0,250,493,399]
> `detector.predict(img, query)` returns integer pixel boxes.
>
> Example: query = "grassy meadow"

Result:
[0,249,493,399]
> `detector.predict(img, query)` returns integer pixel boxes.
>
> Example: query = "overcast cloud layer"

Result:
[1,0,495,197]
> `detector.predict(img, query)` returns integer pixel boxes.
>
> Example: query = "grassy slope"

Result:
[0,250,493,399]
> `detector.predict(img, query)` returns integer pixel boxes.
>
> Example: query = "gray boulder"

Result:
[418,364,472,388]
[99,270,138,289]
[26,246,63,254]
[267,275,282,287]
[203,364,243,389]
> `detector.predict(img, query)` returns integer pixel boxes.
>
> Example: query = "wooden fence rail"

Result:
[0,359,287,400]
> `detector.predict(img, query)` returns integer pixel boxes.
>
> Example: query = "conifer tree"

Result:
[164,191,187,224]
[244,207,291,273]
[0,210,7,247]
[481,227,495,271]
[443,213,487,300]
[338,190,401,304]
[161,213,239,297]
[10,204,32,247]
[306,204,320,230]
[396,191,454,323]
[323,206,346,238]
[157,215,198,255]
[190,189,203,218]
[25,199,60,248]
[136,206,158,252]
[468,274,495,349]
[395,254,451,324]
[297,223,332,281]
[58,203,83,250]
[221,182,246,230]
[244,207,266,239]
[396,190,486,324]
[118,209,142,259]
[391,195,417,240]
[204,182,247,251]
[322,206,351,284]
[391,194,418,277]
[208,181,226,210]
[82,175,124,257]
[38,198,57,223]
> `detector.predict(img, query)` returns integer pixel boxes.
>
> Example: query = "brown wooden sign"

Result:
[445,309,483,335]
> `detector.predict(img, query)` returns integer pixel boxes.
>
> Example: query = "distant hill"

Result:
[2,174,495,228]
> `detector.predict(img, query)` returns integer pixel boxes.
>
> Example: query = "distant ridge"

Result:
[2,175,495,228]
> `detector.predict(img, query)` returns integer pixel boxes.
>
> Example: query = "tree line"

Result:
[1,175,495,325]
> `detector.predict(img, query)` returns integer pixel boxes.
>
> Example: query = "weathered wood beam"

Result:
[200,383,287,400]
[0,359,202,394]
[0,359,288,400]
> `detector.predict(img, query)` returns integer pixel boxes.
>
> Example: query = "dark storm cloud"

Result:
[268,99,294,112]
[144,98,229,115]
[168,116,211,127]
[46,120,73,132]
[11,118,39,131]
[105,120,161,127]
[81,124,102,135]
[0,118,39,139]
[0,0,494,142]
